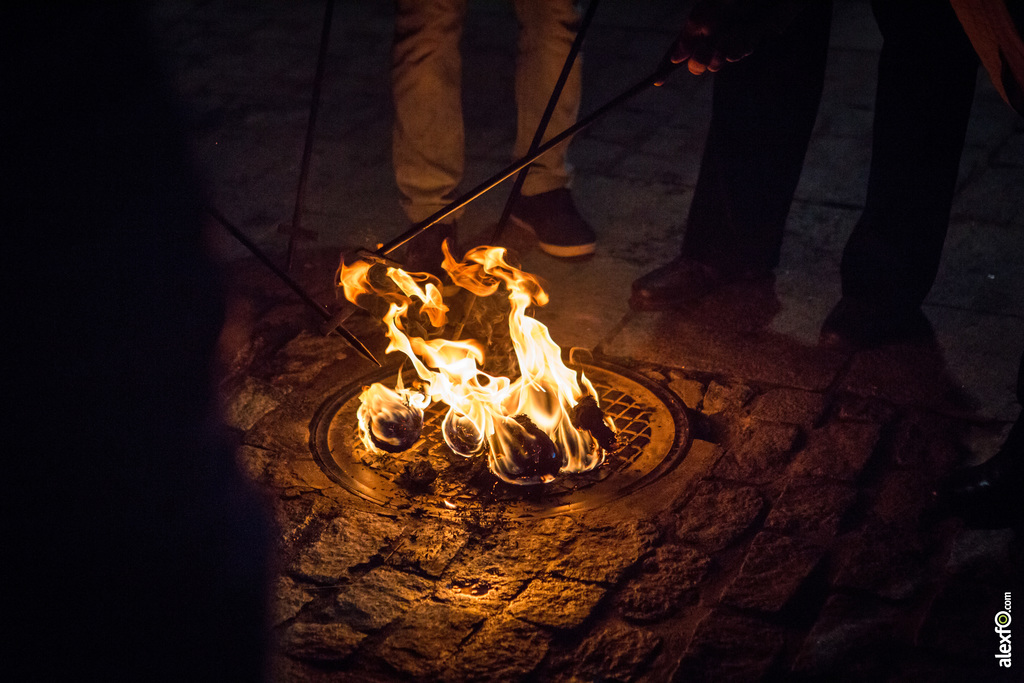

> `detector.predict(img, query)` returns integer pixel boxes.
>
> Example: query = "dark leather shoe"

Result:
[630,258,721,311]
[630,257,764,312]
[819,297,933,349]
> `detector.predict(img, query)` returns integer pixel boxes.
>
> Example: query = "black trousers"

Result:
[681,0,978,309]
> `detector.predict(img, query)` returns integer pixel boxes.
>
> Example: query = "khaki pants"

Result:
[392,0,581,223]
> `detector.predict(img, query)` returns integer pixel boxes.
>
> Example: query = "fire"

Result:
[337,242,615,485]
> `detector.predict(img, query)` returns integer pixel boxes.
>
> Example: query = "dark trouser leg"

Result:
[840,0,978,308]
[681,1,832,274]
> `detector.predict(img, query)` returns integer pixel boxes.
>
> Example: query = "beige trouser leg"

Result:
[512,0,581,197]
[392,0,467,224]
[391,0,581,223]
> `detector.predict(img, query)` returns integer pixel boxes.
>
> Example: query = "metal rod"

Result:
[207,206,382,367]
[492,0,599,242]
[322,43,682,342]
[376,56,680,257]
[284,0,336,272]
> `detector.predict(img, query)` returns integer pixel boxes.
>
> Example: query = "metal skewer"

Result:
[281,0,337,272]
[207,206,382,366]
[373,53,682,258]
[491,0,600,243]
[325,47,683,330]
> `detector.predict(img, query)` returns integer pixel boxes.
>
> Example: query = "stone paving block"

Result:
[546,621,662,683]
[944,528,1018,585]
[764,477,857,539]
[953,167,1024,226]
[507,576,608,631]
[720,532,824,612]
[749,387,827,429]
[831,525,930,601]
[272,575,314,626]
[791,593,900,677]
[378,601,487,679]
[886,411,961,472]
[795,135,872,206]
[243,400,316,459]
[615,544,711,622]
[266,330,352,385]
[610,316,848,391]
[237,445,299,489]
[271,494,332,544]
[617,151,698,187]
[667,371,706,411]
[700,381,755,415]
[223,376,283,431]
[713,423,801,484]
[790,421,881,481]
[922,306,1024,421]
[334,567,435,632]
[673,276,788,335]
[929,218,1024,317]
[866,469,941,530]
[835,393,899,424]
[441,614,551,683]
[841,332,1015,419]
[288,458,338,491]
[280,622,366,664]
[438,517,576,606]
[291,511,404,583]
[672,612,786,683]
[994,129,1024,167]
[386,519,470,578]
[547,522,651,585]
[521,253,640,351]
[675,481,764,552]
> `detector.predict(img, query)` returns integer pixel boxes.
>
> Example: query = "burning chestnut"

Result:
[368,407,423,453]
[442,409,484,456]
[507,414,563,480]
[357,382,428,454]
[572,394,618,452]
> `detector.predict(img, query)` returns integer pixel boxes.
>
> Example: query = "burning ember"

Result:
[337,242,616,485]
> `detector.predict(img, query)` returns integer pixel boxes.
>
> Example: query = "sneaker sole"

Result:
[509,215,596,258]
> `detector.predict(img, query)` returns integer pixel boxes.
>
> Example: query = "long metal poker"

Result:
[207,206,382,366]
[492,0,599,242]
[375,53,682,257]
[283,0,337,272]
[324,47,683,336]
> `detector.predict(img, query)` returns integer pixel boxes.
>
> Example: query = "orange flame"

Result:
[338,242,613,484]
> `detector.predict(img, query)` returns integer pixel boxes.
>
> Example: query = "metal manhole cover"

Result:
[310,359,689,517]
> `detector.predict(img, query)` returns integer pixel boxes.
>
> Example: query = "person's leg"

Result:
[825,0,978,344]
[392,0,467,274]
[683,1,832,272]
[631,1,832,310]
[511,0,581,196]
[392,0,467,225]
[506,0,596,258]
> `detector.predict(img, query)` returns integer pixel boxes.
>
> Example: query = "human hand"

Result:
[674,0,760,76]
[656,0,806,84]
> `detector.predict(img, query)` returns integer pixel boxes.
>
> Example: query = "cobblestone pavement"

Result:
[152,1,1023,681]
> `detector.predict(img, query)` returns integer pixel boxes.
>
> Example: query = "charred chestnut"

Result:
[368,406,423,453]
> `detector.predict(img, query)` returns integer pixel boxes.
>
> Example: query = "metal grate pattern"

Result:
[311,360,689,517]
